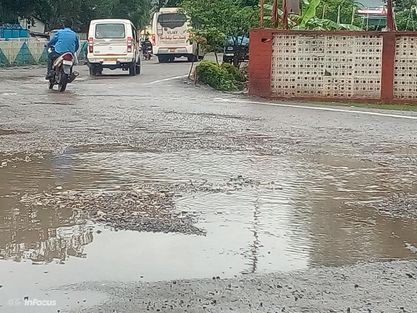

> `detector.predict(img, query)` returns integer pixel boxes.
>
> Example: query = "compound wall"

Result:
[249,29,417,103]
[0,40,88,67]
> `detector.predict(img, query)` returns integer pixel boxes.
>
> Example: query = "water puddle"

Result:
[0,147,417,307]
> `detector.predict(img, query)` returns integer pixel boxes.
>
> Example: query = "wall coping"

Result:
[250,28,417,37]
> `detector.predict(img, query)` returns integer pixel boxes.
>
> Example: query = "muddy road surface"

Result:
[0,61,417,312]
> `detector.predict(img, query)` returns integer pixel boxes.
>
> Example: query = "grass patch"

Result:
[317,102,417,112]
[284,100,417,112]
[346,103,417,112]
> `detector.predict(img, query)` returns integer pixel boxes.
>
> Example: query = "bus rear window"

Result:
[95,24,125,39]
[157,13,187,29]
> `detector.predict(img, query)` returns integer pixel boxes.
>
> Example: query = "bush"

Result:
[221,62,246,82]
[196,60,246,91]
[196,61,237,91]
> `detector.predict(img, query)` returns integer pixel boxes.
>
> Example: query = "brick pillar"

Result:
[249,28,273,97]
[380,32,396,103]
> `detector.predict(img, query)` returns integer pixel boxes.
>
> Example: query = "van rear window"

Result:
[95,24,125,39]
[157,13,187,29]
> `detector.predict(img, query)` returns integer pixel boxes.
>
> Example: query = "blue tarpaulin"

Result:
[0,24,30,39]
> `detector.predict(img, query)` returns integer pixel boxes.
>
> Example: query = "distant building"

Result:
[18,16,46,34]
[360,0,385,7]
[357,0,387,30]
[287,0,301,14]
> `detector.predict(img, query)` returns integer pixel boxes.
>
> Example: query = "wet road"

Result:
[0,61,417,312]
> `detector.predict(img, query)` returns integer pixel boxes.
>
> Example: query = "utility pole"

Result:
[386,0,395,31]
[283,0,289,29]
[260,0,264,27]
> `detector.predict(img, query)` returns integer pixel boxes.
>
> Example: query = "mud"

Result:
[72,260,417,313]
[1,63,417,312]
[0,129,30,136]
[350,192,417,220]
[19,189,204,235]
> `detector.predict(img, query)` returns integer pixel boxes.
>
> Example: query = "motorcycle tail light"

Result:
[63,54,73,61]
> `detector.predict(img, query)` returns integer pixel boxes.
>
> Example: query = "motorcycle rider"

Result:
[46,19,80,79]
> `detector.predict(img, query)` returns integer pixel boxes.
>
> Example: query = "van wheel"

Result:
[187,55,198,62]
[91,65,103,76]
[89,66,98,76]
[136,64,141,75]
[129,62,137,76]
[158,56,167,63]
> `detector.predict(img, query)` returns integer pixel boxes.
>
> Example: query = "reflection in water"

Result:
[0,153,94,264]
[0,148,416,278]
[298,153,417,266]
[1,225,93,263]
[245,196,261,274]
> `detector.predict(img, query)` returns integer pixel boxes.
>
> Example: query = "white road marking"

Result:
[216,98,417,121]
[146,75,188,85]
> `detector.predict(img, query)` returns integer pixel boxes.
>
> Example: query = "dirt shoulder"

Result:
[71,260,417,313]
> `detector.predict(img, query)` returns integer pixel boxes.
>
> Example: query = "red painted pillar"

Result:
[249,29,273,97]
[381,32,396,103]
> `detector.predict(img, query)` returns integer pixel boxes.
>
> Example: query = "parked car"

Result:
[223,36,249,64]
[86,19,141,76]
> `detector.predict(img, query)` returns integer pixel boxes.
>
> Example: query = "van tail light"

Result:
[88,37,94,53]
[62,53,73,61]
[151,35,156,45]
[127,37,132,53]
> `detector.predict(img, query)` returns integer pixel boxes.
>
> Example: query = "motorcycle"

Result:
[48,50,79,92]
[143,49,152,61]
[142,43,153,61]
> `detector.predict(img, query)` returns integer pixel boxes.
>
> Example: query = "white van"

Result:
[87,19,141,76]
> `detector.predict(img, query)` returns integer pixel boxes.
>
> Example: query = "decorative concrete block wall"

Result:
[394,36,417,100]
[0,40,48,66]
[0,40,88,67]
[271,34,383,99]
[249,29,417,104]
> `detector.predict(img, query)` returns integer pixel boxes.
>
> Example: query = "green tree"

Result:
[96,0,152,28]
[165,0,183,7]
[182,0,258,64]
[316,0,361,25]
[395,0,417,10]
[1,0,153,31]
[1,0,50,23]
[38,0,96,31]
[242,0,259,6]
[153,0,182,13]
[263,0,362,29]
[394,0,417,30]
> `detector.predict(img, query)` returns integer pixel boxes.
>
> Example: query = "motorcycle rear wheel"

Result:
[58,74,68,92]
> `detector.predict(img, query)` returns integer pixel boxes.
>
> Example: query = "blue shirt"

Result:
[48,28,80,54]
